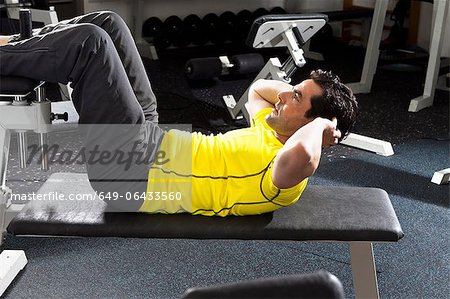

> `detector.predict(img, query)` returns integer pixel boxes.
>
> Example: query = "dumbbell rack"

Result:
[139,7,287,59]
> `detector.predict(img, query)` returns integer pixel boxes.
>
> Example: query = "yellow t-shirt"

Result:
[139,108,308,216]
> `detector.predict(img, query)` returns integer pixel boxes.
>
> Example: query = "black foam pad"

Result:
[246,13,328,47]
[8,173,404,242]
[0,76,40,95]
[182,271,345,299]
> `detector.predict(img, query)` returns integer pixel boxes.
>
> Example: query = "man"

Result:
[0,11,357,216]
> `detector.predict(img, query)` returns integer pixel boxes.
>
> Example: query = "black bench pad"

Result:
[324,9,374,22]
[8,173,404,242]
[0,76,40,95]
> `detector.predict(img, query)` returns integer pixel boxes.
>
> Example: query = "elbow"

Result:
[305,160,318,178]
[296,142,320,177]
[300,152,318,179]
[250,79,265,96]
[273,143,320,189]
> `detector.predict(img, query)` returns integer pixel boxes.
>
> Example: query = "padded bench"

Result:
[8,172,404,299]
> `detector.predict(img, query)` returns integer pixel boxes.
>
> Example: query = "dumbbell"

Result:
[153,31,171,50]
[142,16,171,49]
[184,14,208,46]
[202,13,226,44]
[218,11,238,43]
[142,16,163,43]
[185,53,264,80]
[164,15,190,48]
[236,10,253,42]
[270,6,287,14]
[310,23,333,58]
[252,8,269,20]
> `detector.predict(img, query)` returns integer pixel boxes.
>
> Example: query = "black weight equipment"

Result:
[236,10,253,42]
[202,13,226,44]
[153,27,171,50]
[310,23,334,58]
[185,57,223,80]
[183,14,208,46]
[185,53,264,80]
[219,11,238,43]
[142,16,163,43]
[270,6,287,15]
[252,8,269,21]
[164,15,189,48]
[229,53,264,75]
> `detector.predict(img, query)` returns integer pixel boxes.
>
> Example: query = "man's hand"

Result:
[0,35,12,46]
[321,117,341,148]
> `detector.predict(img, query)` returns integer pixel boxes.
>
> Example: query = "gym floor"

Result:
[2,40,449,298]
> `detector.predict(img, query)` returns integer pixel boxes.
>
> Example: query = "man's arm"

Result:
[272,117,341,189]
[248,79,293,119]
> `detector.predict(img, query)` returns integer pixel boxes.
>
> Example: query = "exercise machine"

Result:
[187,13,394,156]
[186,14,328,122]
[0,75,56,296]
[4,0,58,24]
[0,9,70,296]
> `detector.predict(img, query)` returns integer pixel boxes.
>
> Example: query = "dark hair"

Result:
[305,69,358,140]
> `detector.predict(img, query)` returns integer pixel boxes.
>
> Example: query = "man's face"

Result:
[265,79,323,139]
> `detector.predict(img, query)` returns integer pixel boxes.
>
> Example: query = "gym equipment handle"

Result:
[19,9,32,40]
[51,112,69,122]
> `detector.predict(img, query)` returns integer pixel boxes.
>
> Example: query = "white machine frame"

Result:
[4,0,58,24]
[0,80,55,296]
[223,15,327,123]
[0,82,53,238]
[409,0,449,185]
[408,0,449,112]
[0,3,69,294]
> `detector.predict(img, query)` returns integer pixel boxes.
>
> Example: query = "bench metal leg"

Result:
[349,242,380,299]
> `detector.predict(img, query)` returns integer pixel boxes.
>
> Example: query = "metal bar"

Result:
[349,242,380,299]
[38,133,48,171]
[346,0,389,94]
[408,0,449,112]
[226,58,286,122]
[17,132,27,168]
[0,128,11,191]
[35,85,46,102]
